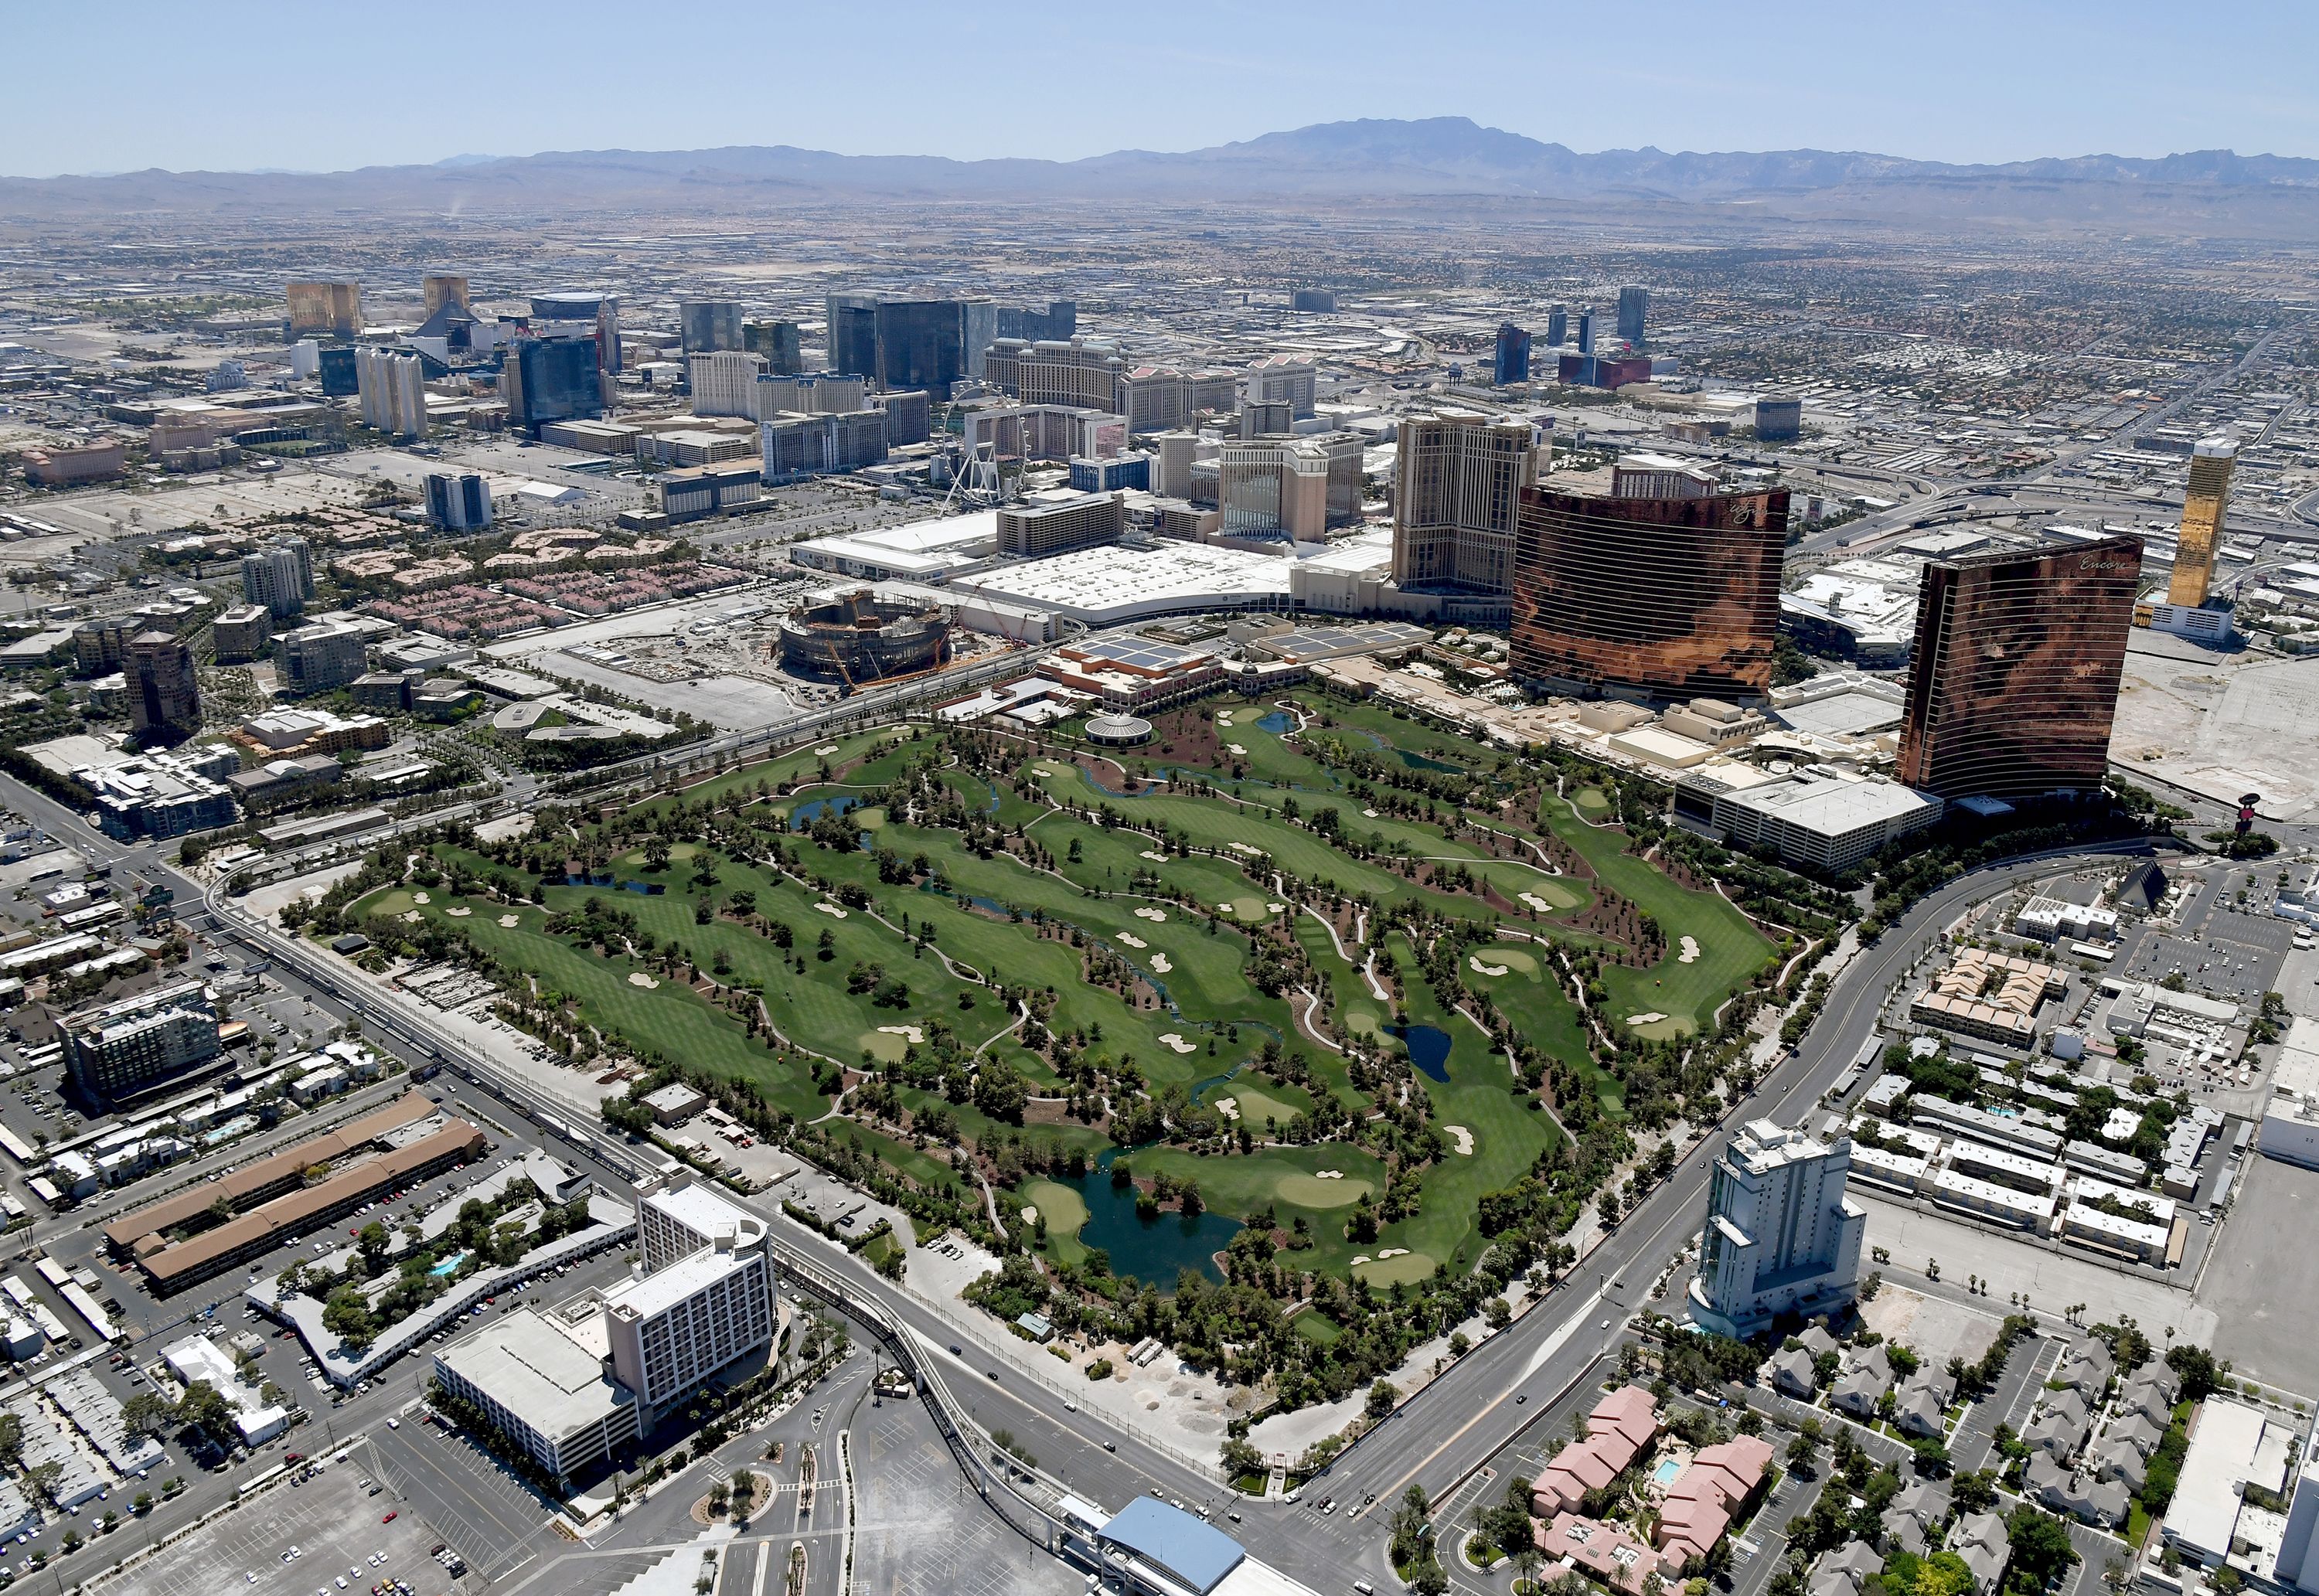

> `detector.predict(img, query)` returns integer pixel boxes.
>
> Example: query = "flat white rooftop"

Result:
[959,541,1297,624]
[604,1241,757,1320]
[435,1308,633,1438]
[1722,772,1940,834]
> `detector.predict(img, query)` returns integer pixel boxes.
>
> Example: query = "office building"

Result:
[875,389,931,447]
[689,350,768,420]
[212,604,271,664]
[423,274,469,318]
[1391,412,1538,597]
[1493,323,1531,386]
[1689,1118,1866,1338]
[1617,285,1650,345]
[206,360,247,393]
[67,980,222,1105]
[502,336,603,434]
[761,410,888,480]
[286,281,362,338]
[1121,366,1240,433]
[657,462,762,523]
[280,613,383,694]
[1754,398,1803,443]
[77,749,236,841]
[2164,436,2237,609]
[996,300,1075,342]
[528,290,619,374]
[425,472,492,532]
[1895,533,2140,800]
[1511,486,1788,699]
[679,300,744,356]
[1558,352,1653,390]
[128,632,201,741]
[354,346,425,437]
[1153,431,1202,499]
[824,291,879,378]
[997,491,1126,557]
[1245,355,1316,418]
[1240,401,1293,438]
[1576,309,1596,355]
[1291,288,1337,313]
[1675,767,1943,873]
[1545,306,1568,347]
[984,338,1125,413]
[241,539,315,618]
[742,319,804,376]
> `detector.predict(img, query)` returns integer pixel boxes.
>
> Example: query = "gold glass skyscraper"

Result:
[2166,437,2237,607]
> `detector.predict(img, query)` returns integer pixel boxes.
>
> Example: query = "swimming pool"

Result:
[428,1251,469,1278]
[1651,1458,1684,1485]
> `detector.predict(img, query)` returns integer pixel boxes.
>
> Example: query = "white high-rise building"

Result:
[240,539,314,618]
[355,346,426,437]
[604,1178,778,1426]
[689,350,768,420]
[1689,1118,1866,1338]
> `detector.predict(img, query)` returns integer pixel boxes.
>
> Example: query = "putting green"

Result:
[1354,1251,1435,1285]
[858,1029,911,1063]
[1341,1007,1381,1036]
[1224,1086,1303,1130]
[1019,1178,1089,1237]
[1514,880,1584,911]
[856,807,887,831]
[1476,947,1538,975]
[1573,786,1612,817]
[1276,1172,1371,1209]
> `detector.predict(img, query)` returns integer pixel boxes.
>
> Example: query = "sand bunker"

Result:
[410,892,430,904]
[1135,907,1167,922]
[1158,1033,1199,1054]
[1019,1206,1038,1225]
[813,744,839,756]
[1351,1255,1372,1267]
[1228,842,1262,855]
[1227,744,1247,755]
[1518,892,1557,914]
[1469,955,1509,977]
[1377,1247,1409,1259]
[1117,933,1148,948]
[499,914,520,927]
[1314,1169,1343,1179]
[814,901,849,918]
[1678,935,1701,964]
[400,911,421,923]
[1149,952,1173,974]
[446,907,472,918]
[1626,1012,1668,1026]
[1265,902,1285,913]
[1215,713,1234,726]
[1361,808,1379,818]
[628,972,659,989]
[877,1024,926,1045]
[1213,1097,1239,1120]
[1140,850,1170,863]
[1444,1125,1474,1155]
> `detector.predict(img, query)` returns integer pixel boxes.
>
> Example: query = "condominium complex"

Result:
[66,979,223,1105]
[1617,285,1650,345]
[2164,436,2237,608]
[281,612,388,694]
[984,337,1125,413]
[1510,486,1789,699]
[1493,322,1531,385]
[742,320,804,376]
[1895,533,2140,798]
[424,471,492,531]
[502,336,604,434]
[240,539,314,618]
[1391,412,1538,597]
[757,373,867,416]
[689,350,768,420]
[128,631,201,740]
[355,346,425,437]
[285,280,362,338]
[1690,1118,1865,1337]
[761,410,888,479]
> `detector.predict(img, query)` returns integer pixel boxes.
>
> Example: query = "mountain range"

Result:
[7,117,2317,236]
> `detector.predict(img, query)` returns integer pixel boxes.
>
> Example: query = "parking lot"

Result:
[359,1421,557,1583]
[98,1455,455,1596]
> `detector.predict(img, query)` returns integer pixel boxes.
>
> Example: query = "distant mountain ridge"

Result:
[5,117,2317,233]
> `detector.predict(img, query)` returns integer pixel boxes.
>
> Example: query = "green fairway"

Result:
[338,699,1777,1308]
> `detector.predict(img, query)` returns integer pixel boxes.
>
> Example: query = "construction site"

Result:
[774,587,953,685]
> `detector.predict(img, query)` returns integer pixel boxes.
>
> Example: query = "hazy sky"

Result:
[12,0,2317,178]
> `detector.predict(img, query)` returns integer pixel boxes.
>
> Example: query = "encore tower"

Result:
[1896,533,2142,799]
[1510,485,1787,698]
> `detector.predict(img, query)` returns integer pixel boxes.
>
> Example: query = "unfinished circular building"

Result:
[775,589,951,685]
